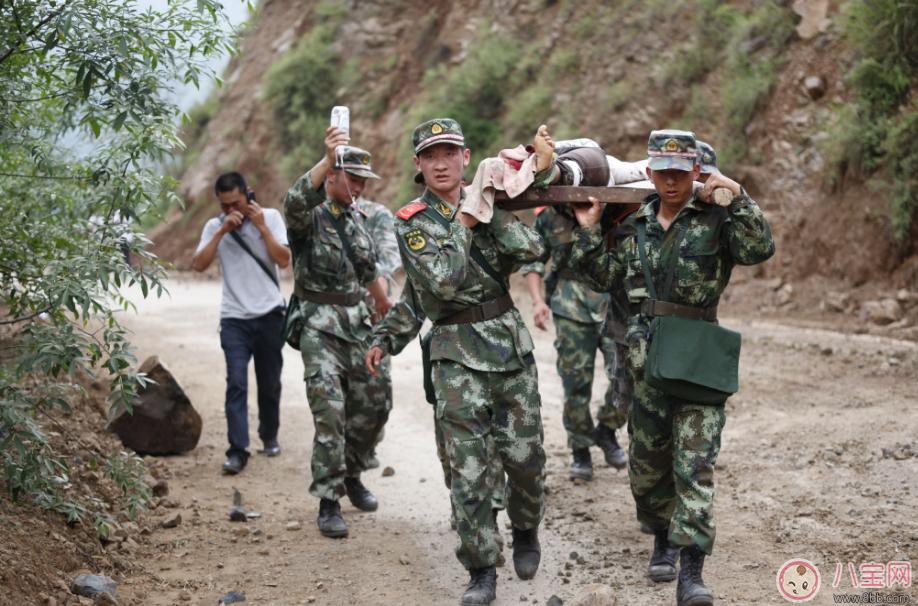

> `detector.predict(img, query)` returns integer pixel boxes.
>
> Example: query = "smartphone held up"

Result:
[330,106,349,133]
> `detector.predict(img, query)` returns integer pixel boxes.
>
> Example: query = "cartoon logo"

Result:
[777,559,821,602]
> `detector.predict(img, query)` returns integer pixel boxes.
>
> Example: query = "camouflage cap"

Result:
[412,118,465,154]
[334,145,381,179]
[697,140,718,174]
[647,129,699,172]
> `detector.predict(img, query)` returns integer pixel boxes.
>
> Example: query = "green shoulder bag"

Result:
[636,222,741,405]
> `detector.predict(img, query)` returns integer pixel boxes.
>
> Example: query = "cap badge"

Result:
[664,139,679,152]
[431,123,443,135]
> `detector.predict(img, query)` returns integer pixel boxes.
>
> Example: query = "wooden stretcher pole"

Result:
[494,184,734,211]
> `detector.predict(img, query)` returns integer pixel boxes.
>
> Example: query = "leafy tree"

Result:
[0,0,234,532]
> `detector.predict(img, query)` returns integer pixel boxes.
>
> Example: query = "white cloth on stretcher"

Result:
[461,139,648,224]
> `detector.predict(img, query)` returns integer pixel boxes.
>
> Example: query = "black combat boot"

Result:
[647,529,678,582]
[316,498,348,538]
[344,476,378,512]
[460,566,497,605]
[677,545,714,606]
[511,526,541,580]
[594,424,627,469]
[569,447,593,480]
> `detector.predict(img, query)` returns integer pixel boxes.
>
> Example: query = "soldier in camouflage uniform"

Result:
[360,183,508,532]
[522,204,628,481]
[356,196,402,469]
[569,130,774,606]
[366,119,547,605]
[283,127,394,539]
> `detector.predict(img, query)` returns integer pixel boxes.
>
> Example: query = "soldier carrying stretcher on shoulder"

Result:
[365,118,548,606]
[568,129,774,606]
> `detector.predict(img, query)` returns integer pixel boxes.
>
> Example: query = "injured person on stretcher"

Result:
[461,125,725,223]
[460,125,650,223]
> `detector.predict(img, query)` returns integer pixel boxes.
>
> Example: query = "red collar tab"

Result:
[396,201,427,220]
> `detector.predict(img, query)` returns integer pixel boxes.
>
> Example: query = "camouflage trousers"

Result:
[601,333,633,427]
[434,408,506,511]
[432,359,546,570]
[371,356,393,448]
[628,379,726,555]
[553,315,627,450]
[299,326,388,500]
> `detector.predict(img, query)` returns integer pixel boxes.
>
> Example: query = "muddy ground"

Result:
[102,274,918,606]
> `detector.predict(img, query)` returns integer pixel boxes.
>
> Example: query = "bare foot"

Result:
[533,124,555,172]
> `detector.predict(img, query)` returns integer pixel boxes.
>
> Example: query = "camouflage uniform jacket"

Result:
[357,197,401,290]
[521,205,610,324]
[371,188,545,371]
[570,191,774,369]
[357,198,402,309]
[283,170,379,343]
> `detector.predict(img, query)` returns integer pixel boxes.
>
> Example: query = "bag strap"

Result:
[228,230,279,287]
[662,225,687,301]
[421,206,508,294]
[636,220,687,303]
[323,205,361,272]
[635,221,657,300]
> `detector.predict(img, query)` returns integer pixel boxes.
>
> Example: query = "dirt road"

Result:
[117,275,917,605]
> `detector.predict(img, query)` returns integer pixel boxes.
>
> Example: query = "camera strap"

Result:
[229,230,279,288]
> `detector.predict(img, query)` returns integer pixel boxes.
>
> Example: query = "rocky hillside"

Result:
[152,0,918,330]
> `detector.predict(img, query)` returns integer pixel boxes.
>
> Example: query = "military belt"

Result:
[641,299,717,322]
[434,293,514,326]
[296,287,362,307]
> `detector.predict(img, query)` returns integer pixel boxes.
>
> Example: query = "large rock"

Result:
[568,584,619,606]
[70,574,118,600]
[862,299,903,325]
[107,356,202,454]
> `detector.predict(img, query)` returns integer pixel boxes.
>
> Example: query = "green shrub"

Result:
[665,0,738,86]
[259,2,354,179]
[0,0,232,534]
[263,27,340,156]
[829,0,918,238]
[664,2,794,170]
[503,84,554,143]
[882,105,918,240]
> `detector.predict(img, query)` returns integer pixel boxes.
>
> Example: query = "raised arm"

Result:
[569,197,626,292]
[701,174,775,266]
[283,127,350,236]
[485,207,546,266]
